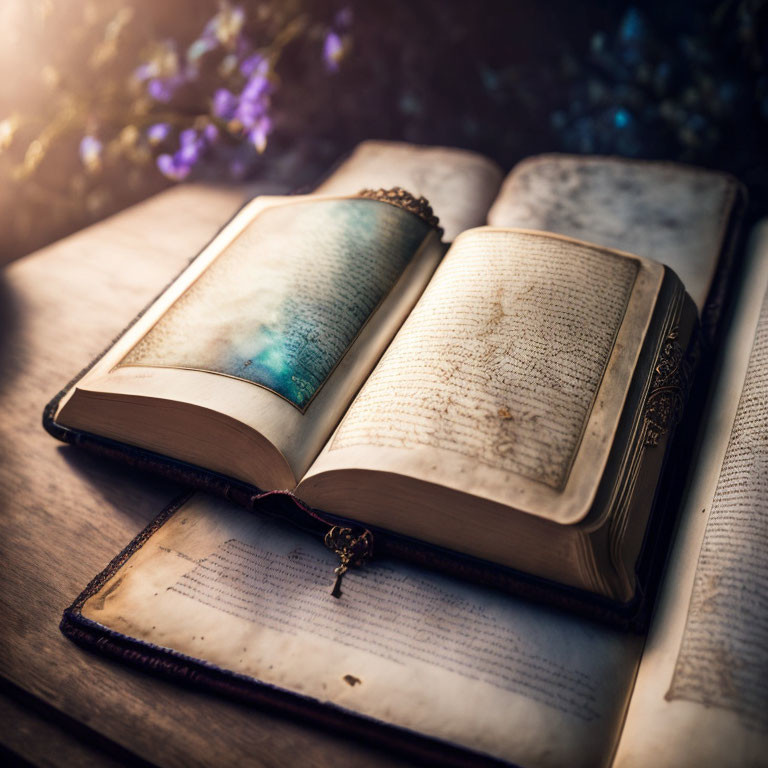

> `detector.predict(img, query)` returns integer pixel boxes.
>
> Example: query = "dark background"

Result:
[1,0,766,263]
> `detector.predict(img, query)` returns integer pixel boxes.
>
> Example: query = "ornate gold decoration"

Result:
[324,525,374,598]
[643,326,691,446]
[357,187,443,236]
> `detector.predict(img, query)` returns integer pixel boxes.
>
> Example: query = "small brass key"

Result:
[324,526,373,598]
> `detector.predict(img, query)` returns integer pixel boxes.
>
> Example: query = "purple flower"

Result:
[156,123,222,182]
[248,116,272,153]
[203,123,219,143]
[79,135,102,171]
[176,129,205,164]
[323,32,344,72]
[233,75,272,131]
[156,152,191,181]
[147,74,185,103]
[323,9,351,72]
[241,72,271,103]
[177,144,201,165]
[212,88,238,120]
[146,122,171,144]
[179,128,198,147]
[148,78,172,103]
[240,53,268,77]
[235,98,266,129]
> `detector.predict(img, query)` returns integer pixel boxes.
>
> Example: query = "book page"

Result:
[57,195,444,488]
[315,140,503,241]
[330,231,635,489]
[119,199,428,410]
[81,493,642,768]
[301,227,663,527]
[613,222,768,767]
[488,155,739,312]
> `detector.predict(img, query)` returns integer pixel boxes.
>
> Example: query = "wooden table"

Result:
[0,184,413,767]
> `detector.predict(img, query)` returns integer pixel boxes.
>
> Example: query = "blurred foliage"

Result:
[0,0,346,261]
[0,0,766,263]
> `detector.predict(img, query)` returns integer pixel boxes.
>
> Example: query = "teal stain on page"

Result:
[121,198,431,409]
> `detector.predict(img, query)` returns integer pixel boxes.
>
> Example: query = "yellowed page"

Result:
[316,140,503,241]
[488,155,739,312]
[613,222,768,767]
[300,227,663,527]
[82,493,642,768]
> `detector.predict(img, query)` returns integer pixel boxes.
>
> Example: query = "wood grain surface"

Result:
[0,183,412,767]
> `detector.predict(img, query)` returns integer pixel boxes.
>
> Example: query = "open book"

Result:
[45,142,742,619]
[60,219,768,767]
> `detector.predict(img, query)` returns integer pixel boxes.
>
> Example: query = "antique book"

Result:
[60,220,768,767]
[44,142,743,624]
